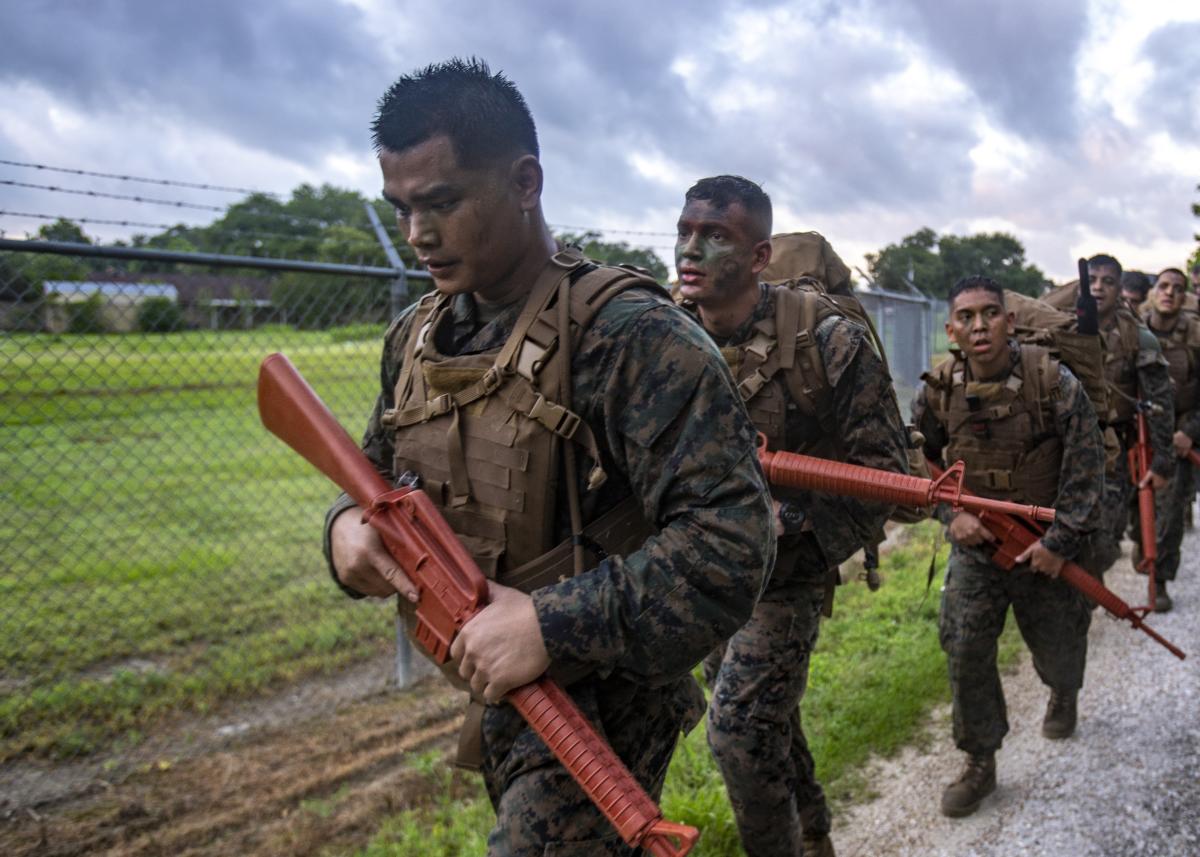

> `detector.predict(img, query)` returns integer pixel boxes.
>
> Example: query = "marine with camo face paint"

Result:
[677,175,908,857]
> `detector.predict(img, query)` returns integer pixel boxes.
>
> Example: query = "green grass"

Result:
[0,325,398,760]
[348,522,1025,856]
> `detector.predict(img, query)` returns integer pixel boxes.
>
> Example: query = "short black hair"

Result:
[1157,267,1187,283]
[1087,253,1123,279]
[948,275,1005,307]
[371,57,538,168]
[1121,270,1151,299]
[684,175,772,240]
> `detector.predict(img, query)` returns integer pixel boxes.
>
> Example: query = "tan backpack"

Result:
[761,231,853,294]
[1003,289,1110,423]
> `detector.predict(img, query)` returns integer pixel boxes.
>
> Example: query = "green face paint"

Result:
[675,199,759,307]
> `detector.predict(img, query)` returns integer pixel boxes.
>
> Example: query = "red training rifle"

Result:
[257,353,699,857]
[1127,403,1160,613]
[754,440,1184,660]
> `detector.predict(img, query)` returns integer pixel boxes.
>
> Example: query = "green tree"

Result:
[555,231,669,282]
[67,292,106,333]
[866,228,1045,298]
[37,218,91,244]
[137,296,183,332]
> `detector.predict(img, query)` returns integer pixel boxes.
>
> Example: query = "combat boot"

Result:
[1155,580,1172,613]
[940,753,996,818]
[1041,689,1077,739]
[802,832,835,857]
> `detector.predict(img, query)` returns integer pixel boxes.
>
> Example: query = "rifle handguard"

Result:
[756,436,1055,524]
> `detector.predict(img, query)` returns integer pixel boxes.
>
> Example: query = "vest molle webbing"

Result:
[380,249,661,588]
[924,344,1063,507]
[1145,312,1200,418]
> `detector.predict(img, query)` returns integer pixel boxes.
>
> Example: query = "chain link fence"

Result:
[0,234,943,808]
[856,287,936,419]
[0,238,436,795]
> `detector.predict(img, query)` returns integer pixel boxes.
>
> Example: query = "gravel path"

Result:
[835,522,1200,857]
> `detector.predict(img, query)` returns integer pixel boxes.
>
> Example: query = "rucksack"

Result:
[761,231,853,294]
[1003,289,1110,423]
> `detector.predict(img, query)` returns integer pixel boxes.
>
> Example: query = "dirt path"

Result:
[1,658,467,857]
[835,529,1200,857]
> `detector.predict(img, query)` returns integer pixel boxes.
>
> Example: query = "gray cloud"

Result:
[0,0,389,159]
[883,0,1088,142]
[1138,20,1200,140]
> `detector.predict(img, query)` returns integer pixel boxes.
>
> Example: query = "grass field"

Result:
[345,524,1025,856]
[0,326,397,760]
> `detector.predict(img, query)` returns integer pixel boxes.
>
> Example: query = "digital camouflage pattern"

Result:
[1137,311,1200,584]
[324,264,775,855]
[701,577,828,857]
[691,282,907,856]
[914,343,1103,756]
[1097,318,1174,574]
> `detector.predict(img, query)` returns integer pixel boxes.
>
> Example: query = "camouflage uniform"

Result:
[1135,310,1200,584]
[324,260,775,855]
[1096,313,1174,574]
[691,283,907,857]
[913,342,1103,756]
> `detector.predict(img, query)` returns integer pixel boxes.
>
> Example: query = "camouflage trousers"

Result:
[1130,454,1193,582]
[1091,446,1134,576]
[939,547,1092,755]
[478,676,701,856]
[702,580,828,857]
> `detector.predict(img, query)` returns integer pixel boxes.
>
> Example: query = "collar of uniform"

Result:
[440,292,525,355]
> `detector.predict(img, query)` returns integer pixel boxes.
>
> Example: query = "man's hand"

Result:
[330,507,419,601]
[450,582,550,704]
[1140,470,1169,492]
[1173,430,1194,458]
[948,511,996,547]
[1014,539,1066,577]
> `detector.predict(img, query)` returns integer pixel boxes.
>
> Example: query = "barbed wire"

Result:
[0,158,270,196]
[0,210,389,248]
[549,222,676,238]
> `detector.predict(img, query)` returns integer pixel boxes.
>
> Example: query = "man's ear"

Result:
[750,239,773,277]
[510,154,543,211]
[1006,310,1017,335]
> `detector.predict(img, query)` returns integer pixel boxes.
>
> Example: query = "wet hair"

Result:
[371,57,538,168]
[947,275,1005,307]
[1087,253,1122,279]
[684,175,772,240]
[1120,270,1151,299]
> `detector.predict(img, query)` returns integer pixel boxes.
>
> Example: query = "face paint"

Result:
[675,198,759,307]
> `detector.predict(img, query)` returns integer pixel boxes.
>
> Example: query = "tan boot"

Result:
[940,753,996,818]
[1042,689,1078,739]
[802,832,836,857]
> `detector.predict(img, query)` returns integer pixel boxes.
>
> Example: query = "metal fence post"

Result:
[363,202,409,319]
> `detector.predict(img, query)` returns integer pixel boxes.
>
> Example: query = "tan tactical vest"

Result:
[685,284,841,461]
[923,345,1062,506]
[380,250,662,589]
[1143,311,1200,420]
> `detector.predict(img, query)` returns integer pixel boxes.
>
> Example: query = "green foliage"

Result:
[37,217,92,244]
[0,329,393,760]
[867,228,1047,298]
[556,230,669,282]
[67,292,106,333]
[136,296,184,333]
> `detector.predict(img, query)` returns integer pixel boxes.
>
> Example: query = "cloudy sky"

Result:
[1,0,1197,281]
